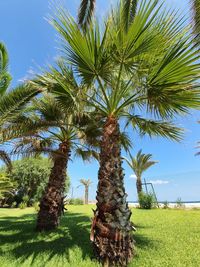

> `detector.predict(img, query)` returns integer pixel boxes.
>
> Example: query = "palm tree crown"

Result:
[123,150,157,197]
[79,178,92,204]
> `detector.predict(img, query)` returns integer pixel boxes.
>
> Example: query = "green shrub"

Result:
[69,198,83,205]
[33,202,40,212]
[11,201,17,208]
[163,200,169,209]
[175,198,185,209]
[22,195,29,203]
[19,202,27,209]
[138,192,154,209]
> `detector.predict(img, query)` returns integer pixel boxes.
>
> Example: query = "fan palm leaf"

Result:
[191,0,200,46]
[0,42,11,95]
[78,0,96,30]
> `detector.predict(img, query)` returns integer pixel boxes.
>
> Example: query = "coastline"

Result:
[128,202,200,208]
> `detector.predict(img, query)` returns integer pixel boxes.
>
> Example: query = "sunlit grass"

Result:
[0,206,200,266]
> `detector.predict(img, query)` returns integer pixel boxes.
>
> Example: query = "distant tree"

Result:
[123,150,157,199]
[0,173,16,206]
[0,157,70,206]
[79,178,92,204]
[10,157,52,204]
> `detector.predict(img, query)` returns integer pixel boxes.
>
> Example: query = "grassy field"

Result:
[0,206,200,267]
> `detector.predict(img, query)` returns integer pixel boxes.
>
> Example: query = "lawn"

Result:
[0,206,200,267]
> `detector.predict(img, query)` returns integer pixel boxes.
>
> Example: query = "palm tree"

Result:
[79,178,92,204]
[50,0,200,265]
[123,150,157,198]
[0,43,41,171]
[0,173,15,199]
[10,62,100,231]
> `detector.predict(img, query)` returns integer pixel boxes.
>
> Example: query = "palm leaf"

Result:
[127,115,184,141]
[0,43,11,95]
[78,0,96,30]
[0,85,42,125]
[191,0,200,46]
[0,150,12,172]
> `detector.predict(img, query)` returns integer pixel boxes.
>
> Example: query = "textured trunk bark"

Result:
[36,141,70,231]
[136,178,142,199]
[91,116,134,266]
[85,187,89,204]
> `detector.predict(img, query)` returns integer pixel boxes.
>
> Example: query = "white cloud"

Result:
[149,180,169,185]
[130,174,137,179]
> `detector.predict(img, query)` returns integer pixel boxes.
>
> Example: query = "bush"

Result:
[68,198,84,205]
[22,195,29,203]
[163,200,169,209]
[11,201,17,208]
[138,192,154,209]
[175,198,185,209]
[19,202,27,209]
[33,202,40,212]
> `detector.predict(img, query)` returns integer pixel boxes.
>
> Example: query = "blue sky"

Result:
[0,0,199,202]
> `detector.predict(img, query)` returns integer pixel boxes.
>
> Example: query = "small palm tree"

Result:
[79,178,92,204]
[10,62,100,231]
[0,173,16,200]
[123,150,157,199]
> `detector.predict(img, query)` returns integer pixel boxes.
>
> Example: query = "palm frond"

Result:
[74,147,99,162]
[0,42,12,95]
[127,115,184,141]
[80,178,92,187]
[51,10,112,86]
[0,85,42,125]
[0,150,12,172]
[191,0,200,46]
[12,136,56,159]
[122,0,138,31]
[78,0,96,30]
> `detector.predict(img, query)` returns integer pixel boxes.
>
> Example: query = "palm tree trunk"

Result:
[85,186,89,204]
[136,177,142,198]
[36,141,70,231]
[91,116,134,266]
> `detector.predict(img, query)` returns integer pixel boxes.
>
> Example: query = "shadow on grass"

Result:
[0,211,93,265]
[134,233,156,249]
[0,210,158,266]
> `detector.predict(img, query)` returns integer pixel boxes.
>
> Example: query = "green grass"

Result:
[0,206,200,267]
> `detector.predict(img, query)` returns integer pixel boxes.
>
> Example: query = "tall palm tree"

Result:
[50,0,200,265]
[123,150,157,198]
[79,178,92,204]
